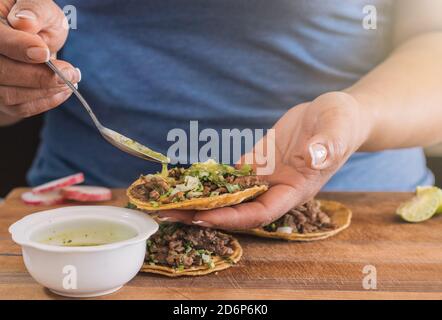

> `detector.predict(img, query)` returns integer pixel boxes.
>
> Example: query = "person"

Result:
[1,0,442,229]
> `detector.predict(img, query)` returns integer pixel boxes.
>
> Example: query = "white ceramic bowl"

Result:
[9,206,158,298]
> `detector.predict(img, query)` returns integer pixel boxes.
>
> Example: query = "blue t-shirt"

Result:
[28,0,433,191]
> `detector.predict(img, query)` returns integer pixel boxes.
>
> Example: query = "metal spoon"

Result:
[46,61,169,164]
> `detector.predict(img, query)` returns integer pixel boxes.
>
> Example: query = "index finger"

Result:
[0,56,81,88]
[0,17,49,63]
[193,184,302,230]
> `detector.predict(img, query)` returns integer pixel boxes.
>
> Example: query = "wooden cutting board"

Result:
[0,188,441,300]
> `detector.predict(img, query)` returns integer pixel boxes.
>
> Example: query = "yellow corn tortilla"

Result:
[127,177,268,211]
[140,238,243,277]
[235,200,351,241]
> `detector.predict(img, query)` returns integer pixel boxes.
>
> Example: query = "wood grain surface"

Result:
[0,188,441,300]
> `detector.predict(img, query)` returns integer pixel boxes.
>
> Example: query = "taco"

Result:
[236,200,351,241]
[127,159,268,211]
[141,223,243,277]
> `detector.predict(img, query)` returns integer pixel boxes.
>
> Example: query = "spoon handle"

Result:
[46,61,102,129]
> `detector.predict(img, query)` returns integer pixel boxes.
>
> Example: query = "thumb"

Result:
[7,0,68,52]
[303,98,362,171]
[305,135,343,171]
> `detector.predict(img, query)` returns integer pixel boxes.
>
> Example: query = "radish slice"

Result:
[21,191,64,206]
[276,226,293,234]
[32,173,84,194]
[61,186,112,202]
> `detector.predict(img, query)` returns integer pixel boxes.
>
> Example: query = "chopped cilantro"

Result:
[177,264,185,271]
[125,202,137,209]
[149,201,159,208]
[225,183,241,193]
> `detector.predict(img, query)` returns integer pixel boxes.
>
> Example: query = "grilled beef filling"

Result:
[130,160,267,206]
[146,224,236,269]
[264,200,336,234]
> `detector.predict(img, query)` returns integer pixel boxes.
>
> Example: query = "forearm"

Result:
[346,32,442,151]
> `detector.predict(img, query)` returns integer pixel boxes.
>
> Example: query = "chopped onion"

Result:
[171,176,201,196]
[186,191,203,198]
[201,253,211,263]
[276,226,293,234]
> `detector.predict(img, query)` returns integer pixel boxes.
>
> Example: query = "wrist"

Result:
[342,90,378,152]
[314,91,375,153]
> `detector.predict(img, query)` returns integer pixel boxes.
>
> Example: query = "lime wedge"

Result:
[416,186,442,214]
[397,191,439,223]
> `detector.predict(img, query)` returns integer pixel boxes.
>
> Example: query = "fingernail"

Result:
[192,220,213,228]
[158,216,177,222]
[309,143,328,168]
[57,68,77,85]
[26,47,50,62]
[75,68,82,82]
[73,83,78,90]
[15,10,37,20]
